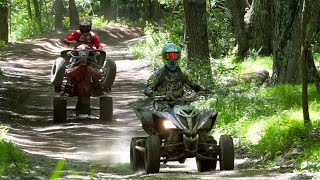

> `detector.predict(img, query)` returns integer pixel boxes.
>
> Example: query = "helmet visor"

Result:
[80,25,91,33]
[162,52,180,60]
[80,21,91,26]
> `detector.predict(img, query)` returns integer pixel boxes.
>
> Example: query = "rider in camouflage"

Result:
[144,43,206,111]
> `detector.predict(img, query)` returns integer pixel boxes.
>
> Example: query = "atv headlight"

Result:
[163,120,176,129]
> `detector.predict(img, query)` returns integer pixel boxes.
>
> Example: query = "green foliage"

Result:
[207,3,234,58]
[191,51,319,170]
[0,40,5,49]
[237,56,273,73]
[92,15,108,28]
[10,0,55,40]
[130,18,184,70]
[50,159,65,180]
[255,114,305,157]
[0,126,27,175]
[11,17,54,39]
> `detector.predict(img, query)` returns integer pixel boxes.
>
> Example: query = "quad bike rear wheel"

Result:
[130,137,145,171]
[101,59,116,92]
[219,135,234,170]
[53,96,67,123]
[100,96,113,121]
[144,135,160,173]
[51,57,66,86]
[196,158,217,172]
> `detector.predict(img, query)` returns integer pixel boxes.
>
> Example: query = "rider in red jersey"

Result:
[63,17,103,49]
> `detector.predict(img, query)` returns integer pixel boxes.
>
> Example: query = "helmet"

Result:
[162,43,181,71]
[79,17,92,33]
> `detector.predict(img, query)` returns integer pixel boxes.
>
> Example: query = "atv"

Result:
[131,93,234,173]
[50,44,116,123]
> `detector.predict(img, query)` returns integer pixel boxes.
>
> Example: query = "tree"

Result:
[69,0,79,29]
[144,0,151,20]
[0,0,9,43]
[152,0,161,22]
[32,0,41,22]
[300,0,320,126]
[271,0,302,84]
[250,0,272,55]
[27,0,32,20]
[225,0,273,58]
[100,0,115,20]
[183,0,212,84]
[54,0,64,30]
[224,0,250,58]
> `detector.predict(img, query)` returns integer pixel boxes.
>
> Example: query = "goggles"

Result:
[162,52,180,60]
[80,21,91,26]
[80,25,91,28]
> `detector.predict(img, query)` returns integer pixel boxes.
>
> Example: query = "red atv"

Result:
[50,44,116,123]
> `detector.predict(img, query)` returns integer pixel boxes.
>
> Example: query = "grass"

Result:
[0,125,28,176]
[203,57,320,171]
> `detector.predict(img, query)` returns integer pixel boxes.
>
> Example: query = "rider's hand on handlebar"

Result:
[69,40,78,46]
[153,91,180,100]
[165,91,182,100]
[64,40,78,46]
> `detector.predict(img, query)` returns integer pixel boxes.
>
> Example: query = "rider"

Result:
[62,16,104,95]
[63,17,103,49]
[144,43,207,112]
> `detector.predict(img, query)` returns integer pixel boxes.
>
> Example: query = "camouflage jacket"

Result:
[144,65,204,98]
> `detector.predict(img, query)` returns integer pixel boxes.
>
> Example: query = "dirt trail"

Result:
[0,26,316,179]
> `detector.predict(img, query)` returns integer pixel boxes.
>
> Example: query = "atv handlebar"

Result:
[153,91,213,102]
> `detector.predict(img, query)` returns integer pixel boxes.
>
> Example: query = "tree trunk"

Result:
[249,0,272,55]
[144,0,151,20]
[100,0,115,20]
[54,0,64,30]
[69,0,79,29]
[0,0,9,43]
[27,0,32,20]
[272,0,302,84]
[306,0,320,94]
[152,0,161,22]
[224,0,250,58]
[301,0,310,125]
[43,0,49,21]
[128,0,138,20]
[183,0,212,85]
[32,0,41,22]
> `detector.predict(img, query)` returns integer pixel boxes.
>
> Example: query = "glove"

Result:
[68,40,78,46]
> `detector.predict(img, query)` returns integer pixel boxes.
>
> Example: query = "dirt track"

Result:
[0,26,316,179]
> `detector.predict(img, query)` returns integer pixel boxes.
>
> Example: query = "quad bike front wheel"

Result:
[50,57,66,86]
[130,137,145,171]
[144,135,160,173]
[196,157,217,172]
[53,96,67,123]
[101,59,116,92]
[100,96,113,121]
[219,135,234,170]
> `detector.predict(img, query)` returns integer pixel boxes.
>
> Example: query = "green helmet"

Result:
[162,43,181,71]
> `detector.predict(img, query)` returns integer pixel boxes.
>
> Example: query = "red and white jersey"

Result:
[63,30,103,49]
